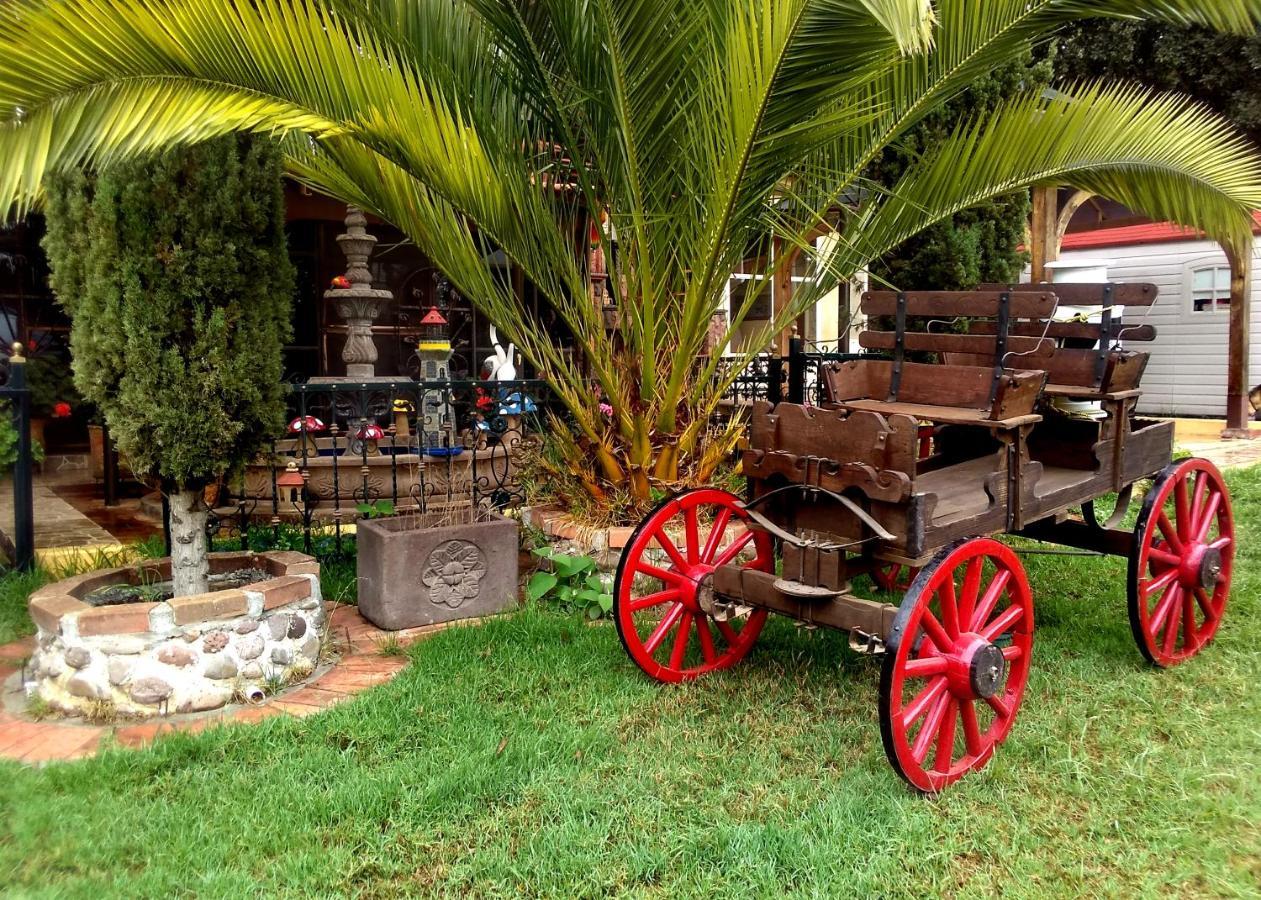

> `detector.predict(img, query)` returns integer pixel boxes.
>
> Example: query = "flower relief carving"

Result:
[420,540,486,608]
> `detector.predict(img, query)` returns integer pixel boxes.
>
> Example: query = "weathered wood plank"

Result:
[860,331,1054,358]
[977,282,1158,307]
[861,291,1057,318]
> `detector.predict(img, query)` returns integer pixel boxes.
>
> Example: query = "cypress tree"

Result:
[41,136,294,596]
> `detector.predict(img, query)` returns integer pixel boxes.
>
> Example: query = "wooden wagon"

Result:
[613,285,1235,792]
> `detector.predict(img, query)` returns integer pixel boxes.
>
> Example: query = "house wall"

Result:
[1056,239,1261,418]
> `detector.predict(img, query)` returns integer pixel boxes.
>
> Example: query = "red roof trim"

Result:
[1059,212,1261,251]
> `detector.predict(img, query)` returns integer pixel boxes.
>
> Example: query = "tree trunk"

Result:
[168,487,210,597]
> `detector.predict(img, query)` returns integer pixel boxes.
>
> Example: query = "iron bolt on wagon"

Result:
[613,284,1234,793]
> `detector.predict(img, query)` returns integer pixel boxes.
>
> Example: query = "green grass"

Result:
[0,470,1259,897]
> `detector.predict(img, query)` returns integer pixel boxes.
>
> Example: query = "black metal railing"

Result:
[718,337,871,409]
[210,377,555,554]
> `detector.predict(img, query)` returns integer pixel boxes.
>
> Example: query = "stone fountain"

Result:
[320,206,393,381]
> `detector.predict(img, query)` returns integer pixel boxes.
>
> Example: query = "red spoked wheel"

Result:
[1128,458,1234,667]
[873,562,920,593]
[614,489,774,683]
[879,538,1034,793]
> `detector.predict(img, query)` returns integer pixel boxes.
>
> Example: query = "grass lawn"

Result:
[0,470,1258,897]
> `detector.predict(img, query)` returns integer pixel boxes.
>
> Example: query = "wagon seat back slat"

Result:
[971,282,1159,400]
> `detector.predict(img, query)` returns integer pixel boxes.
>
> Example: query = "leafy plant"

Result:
[355,499,396,520]
[527,549,613,620]
[3,1,1261,524]
[0,403,44,474]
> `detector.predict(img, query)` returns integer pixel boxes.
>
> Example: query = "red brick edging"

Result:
[0,603,445,764]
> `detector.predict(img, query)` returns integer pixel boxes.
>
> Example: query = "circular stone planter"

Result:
[25,551,324,718]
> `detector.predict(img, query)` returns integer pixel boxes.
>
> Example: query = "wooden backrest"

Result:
[860,289,1057,361]
[975,282,1159,391]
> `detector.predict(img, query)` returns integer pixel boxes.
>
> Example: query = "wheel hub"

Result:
[1198,546,1223,591]
[968,642,1007,699]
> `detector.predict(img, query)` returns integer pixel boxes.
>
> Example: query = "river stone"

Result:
[298,635,321,664]
[235,619,259,635]
[64,646,91,669]
[175,686,231,714]
[297,597,321,611]
[96,635,146,655]
[266,615,291,641]
[202,631,229,653]
[67,674,107,699]
[157,643,197,667]
[270,646,292,666]
[235,634,264,660]
[204,656,238,680]
[240,662,264,680]
[129,677,173,705]
[107,657,134,686]
[42,654,65,678]
[181,629,201,643]
[287,617,307,639]
[148,602,175,634]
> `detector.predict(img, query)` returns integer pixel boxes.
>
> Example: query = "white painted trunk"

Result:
[168,487,210,598]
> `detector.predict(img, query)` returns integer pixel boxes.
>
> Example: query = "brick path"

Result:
[0,604,458,765]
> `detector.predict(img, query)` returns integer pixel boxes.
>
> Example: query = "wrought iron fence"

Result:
[210,377,555,554]
[717,338,871,410]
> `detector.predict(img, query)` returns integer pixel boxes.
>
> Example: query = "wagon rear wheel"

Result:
[614,489,774,683]
[1128,458,1234,667]
[873,562,920,593]
[879,538,1034,793]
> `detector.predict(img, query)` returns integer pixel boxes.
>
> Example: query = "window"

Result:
[1191,265,1232,313]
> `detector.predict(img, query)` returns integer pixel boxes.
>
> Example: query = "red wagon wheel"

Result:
[1128,458,1234,667]
[873,562,920,593]
[614,489,774,683]
[879,538,1034,793]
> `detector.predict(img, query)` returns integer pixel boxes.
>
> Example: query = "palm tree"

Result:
[3,0,1261,517]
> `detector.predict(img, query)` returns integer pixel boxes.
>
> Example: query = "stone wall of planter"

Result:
[25,551,324,718]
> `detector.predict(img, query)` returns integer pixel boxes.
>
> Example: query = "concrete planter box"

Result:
[357,509,519,630]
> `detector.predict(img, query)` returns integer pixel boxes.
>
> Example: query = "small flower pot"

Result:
[356,508,519,630]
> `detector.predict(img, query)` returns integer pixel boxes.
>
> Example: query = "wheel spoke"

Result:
[901,677,948,728]
[700,508,733,563]
[1209,535,1233,552]
[957,558,983,631]
[636,562,686,585]
[1194,586,1218,621]
[630,588,681,612]
[1140,567,1179,599]
[981,604,1024,642]
[985,692,1012,720]
[920,609,954,653]
[684,506,700,564]
[713,618,739,645]
[903,656,948,678]
[712,531,754,568]
[912,693,951,764]
[1194,492,1222,544]
[1001,644,1023,661]
[971,569,1012,633]
[1157,512,1184,554]
[1181,590,1200,651]
[643,604,684,655]
[669,612,693,668]
[696,617,717,663]
[1191,471,1208,532]
[653,529,688,571]
[1148,547,1182,568]
[933,698,959,774]
[1174,477,1191,541]
[1161,595,1182,656]
[960,699,983,756]
[1150,583,1180,634]
[938,576,960,638]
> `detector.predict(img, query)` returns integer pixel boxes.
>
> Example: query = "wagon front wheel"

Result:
[879,538,1034,793]
[1128,458,1234,667]
[614,489,774,683]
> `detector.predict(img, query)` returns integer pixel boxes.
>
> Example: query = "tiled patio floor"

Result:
[0,604,459,765]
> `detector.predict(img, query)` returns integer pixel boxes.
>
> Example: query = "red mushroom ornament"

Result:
[355,422,386,456]
[287,415,327,456]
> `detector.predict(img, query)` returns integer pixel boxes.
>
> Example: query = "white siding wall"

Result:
[1057,240,1261,418]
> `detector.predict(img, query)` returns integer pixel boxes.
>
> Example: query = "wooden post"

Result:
[1223,241,1253,438]
[773,238,795,357]
[1029,186,1059,284]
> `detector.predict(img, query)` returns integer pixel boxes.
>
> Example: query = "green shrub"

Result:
[526,548,613,620]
